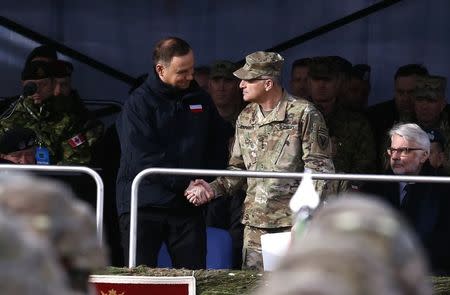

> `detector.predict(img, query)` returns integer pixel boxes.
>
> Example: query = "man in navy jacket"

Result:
[116,37,230,268]
[365,123,450,274]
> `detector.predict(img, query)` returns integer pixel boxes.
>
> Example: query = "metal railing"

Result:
[128,167,450,267]
[0,164,104,244]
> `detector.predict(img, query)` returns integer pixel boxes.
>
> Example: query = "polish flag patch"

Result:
[67,133,87,148]
[189,104,203,113]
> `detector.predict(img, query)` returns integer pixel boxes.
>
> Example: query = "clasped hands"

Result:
[184,179,215,206]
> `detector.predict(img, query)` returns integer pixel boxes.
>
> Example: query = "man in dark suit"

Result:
[365,122,450,274]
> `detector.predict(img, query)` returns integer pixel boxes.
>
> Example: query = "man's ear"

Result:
[265,79,274,91]
[155,64,164,78]
[419,150,429,164]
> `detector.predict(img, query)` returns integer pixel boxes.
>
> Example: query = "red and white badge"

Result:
[67,133,87,148]
[189,104,203,113]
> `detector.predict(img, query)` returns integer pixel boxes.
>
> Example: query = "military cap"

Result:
[426,128,446,148]
[308,56,341,79]
[53,60,74,78]
[25,44,57,65]
[21,60,54,81]
[0,173,109,272]
[352,64,371,81]
[0,208,71,295]
[210,60,239,79]
[414,75,447,100]
[329,55,352,76]
[233,51,284,80]
[0,127,36,154]
[298,194,431,295]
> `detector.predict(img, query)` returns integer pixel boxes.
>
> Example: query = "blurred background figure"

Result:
[0,207,71,295]
[256,195,431,295]
[290,57,311,100]
[194,65,211,92]
[426,129,447,173]
[206,59,245,269]
[341,64,371,112]
[0,173,109,294]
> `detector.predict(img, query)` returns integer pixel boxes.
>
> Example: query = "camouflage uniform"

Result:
[0,95,92,165]
[413,75,450,174]
[326,106,377,190]
[209,51,334,270]
[0,173,108,294]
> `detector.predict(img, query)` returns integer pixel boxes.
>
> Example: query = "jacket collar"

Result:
[256,90,289,125]
[145,70,200,100]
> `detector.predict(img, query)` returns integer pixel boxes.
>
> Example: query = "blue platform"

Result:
[158,226,233,269]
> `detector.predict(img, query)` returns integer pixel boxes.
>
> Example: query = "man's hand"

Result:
[184,179,215,206]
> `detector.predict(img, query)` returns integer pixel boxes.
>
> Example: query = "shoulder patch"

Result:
[317,127,329,150]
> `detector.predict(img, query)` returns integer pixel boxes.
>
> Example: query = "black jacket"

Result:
[116,72,231,215]
[364,163,450,274]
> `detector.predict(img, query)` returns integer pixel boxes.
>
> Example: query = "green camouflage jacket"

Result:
[326,106,376,174]
[0,96,91,165]
[210,91,335,228]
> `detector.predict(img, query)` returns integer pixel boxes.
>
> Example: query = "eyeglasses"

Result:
[387,147,423,156]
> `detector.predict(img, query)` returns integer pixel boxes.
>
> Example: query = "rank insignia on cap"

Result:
[189,104,203,113]
[67,133,86,148]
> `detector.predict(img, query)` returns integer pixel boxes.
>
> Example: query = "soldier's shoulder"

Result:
[237,103,258,121]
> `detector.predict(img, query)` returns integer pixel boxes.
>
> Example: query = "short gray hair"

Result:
[389,123,430,153]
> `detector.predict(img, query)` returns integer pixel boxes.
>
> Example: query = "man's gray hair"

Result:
[389,123,430,153]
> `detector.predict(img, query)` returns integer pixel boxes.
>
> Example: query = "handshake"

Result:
[184,179,215,206]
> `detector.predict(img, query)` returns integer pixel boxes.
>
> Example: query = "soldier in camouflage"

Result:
[0,207,72,295]
[52,60,104,154]
[255,195,431,295]
[303,195,431,295]
[309,56,376,190]
[185,51,335,270]
[413,75,450,174]
[0,61,92,165]
[0,173,109,294]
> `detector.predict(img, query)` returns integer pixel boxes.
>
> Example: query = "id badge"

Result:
[35,146,50,165]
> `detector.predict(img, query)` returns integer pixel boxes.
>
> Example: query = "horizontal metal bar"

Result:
[128,167,450,267]
[0,164,104,244]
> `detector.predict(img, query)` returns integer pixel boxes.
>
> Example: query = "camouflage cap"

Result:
[233,51,284,80]
[210,60,239,79]
[0,208,71,295]
[256,237,400,295]
[308,56,341,79]
[0,127,36,154]
[0,173,109,272]
[414,75,447,100]
[298,194,431,295]
[21,60,54,81]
